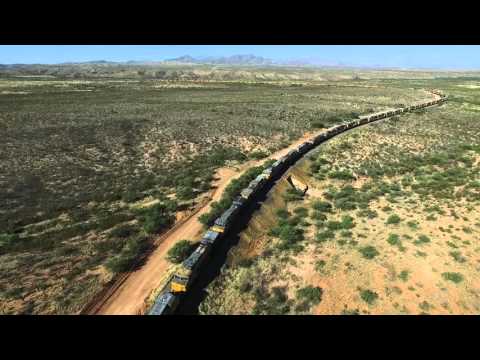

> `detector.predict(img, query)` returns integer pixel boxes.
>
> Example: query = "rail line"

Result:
[147,89,447,315]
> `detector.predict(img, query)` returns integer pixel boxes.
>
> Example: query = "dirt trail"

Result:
[96,133,316,315]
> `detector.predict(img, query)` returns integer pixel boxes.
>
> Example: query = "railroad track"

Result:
[82,89,446,315]
[147,89,447,315]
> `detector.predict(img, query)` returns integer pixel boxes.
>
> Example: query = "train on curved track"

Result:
[148,90,448,315]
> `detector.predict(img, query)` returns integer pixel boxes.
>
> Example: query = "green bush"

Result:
[312,200,333,213]
[315,260,326,272]
[276,208,290,219]
[414,235,431,245]
[0,233,19,254]
[283,188,305,202]
[109,224,138,239]
[442,272,464,283]
[167,240,195,264]
[141,202,176,234]
[310,119,326,128]
[311,211,327,221]
[326,215,355,231]
[176,185,196,200]
[359,246,379,259]
[296,286,323,311]
[293,207,309,217]
[398,270,410,282]
[449,251,466,263]
[249,150,268,160]
[105,235,150,273]
[360,289,378,304]
[387,234,401,246]
[386,214,401,225]
[253,286,292,315]
[357,208,378,219]
[316,230,335,242]
[329,170,355,181]
[279,225,302,243]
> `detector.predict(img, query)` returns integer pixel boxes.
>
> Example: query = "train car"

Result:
[211,203,241,233]
[313,132,328,145]
[148,292,179,315]
[171,243,211,293]
[297,141,313,155]
[240,173,267,201]
[359,116,370,125]
[344,121,356,130]
[262,166,273,179]
[285,149,300,164]
[240,184,256,201]
[232,195,246,208]
[200,229,222,247]
[270,159,285,175]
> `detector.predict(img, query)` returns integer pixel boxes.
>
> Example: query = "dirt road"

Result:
[96,133,315,315]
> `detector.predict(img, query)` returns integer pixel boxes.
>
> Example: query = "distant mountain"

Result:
[165,54,275,66]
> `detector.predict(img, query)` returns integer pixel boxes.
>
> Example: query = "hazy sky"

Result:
[1,45,479,70]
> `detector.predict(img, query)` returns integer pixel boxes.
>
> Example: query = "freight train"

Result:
[147,90,447,315]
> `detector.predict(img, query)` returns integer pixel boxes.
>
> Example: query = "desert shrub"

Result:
[310,211,327,221]
[359,289,378,304]
[277,225,304,251]
[249,150,268,160]
[105,255,135,273]
[238,258,255,268]
[295,286,323,312]
[446,241,458,249]
[310,119,326,128]
[253,286,291,315]
[140,202,176,234]
[329,169,355,181]
[167,240,195,264]
[342,308,360,315]
[238,279,253,293]
[326,215,355,231]
[0,233,20,254]
[276,208,290,219]
[316,230,335,242]
[293,207,309,217]
[386,214,401,225]
[407,220,419,230]
[105,235,150,273]
[283,188,305,202]
[359,246,379,259]
[311,200,333,213]
[387,233,400,246]
[176,185,196,200]
[449,251,466,263]
[414,234,431,245]
[442,272,464,283]
[357,209,378,219]
[315,260,326,272]
[108,224,139,239]
[398,270,410,282]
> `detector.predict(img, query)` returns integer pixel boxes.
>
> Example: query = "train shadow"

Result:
[175,162,295,315]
